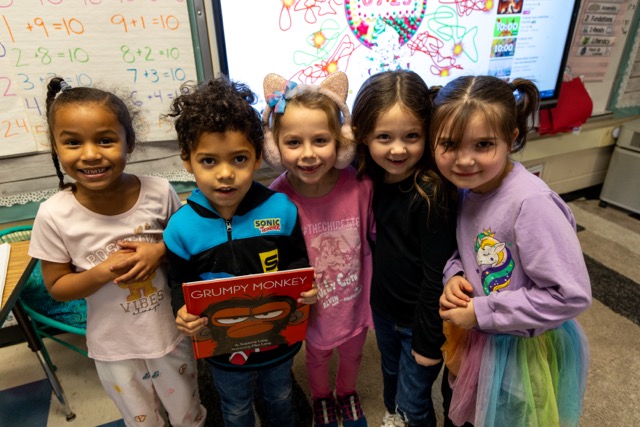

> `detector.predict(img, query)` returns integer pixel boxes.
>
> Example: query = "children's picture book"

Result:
[182,267,315,359]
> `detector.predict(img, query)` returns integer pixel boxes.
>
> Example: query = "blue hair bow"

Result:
[267,80,298,114]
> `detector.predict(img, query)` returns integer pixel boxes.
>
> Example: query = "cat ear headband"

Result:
[262,72,355,172]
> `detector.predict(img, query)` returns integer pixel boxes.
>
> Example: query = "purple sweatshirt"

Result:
[443,162,592,337]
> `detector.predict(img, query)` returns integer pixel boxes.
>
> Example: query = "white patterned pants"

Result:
[95,336,206,427]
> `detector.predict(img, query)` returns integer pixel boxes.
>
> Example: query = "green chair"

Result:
[0,225,32,243]
[0,225,88,368]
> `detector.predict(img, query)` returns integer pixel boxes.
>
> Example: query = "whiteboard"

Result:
[0,0,197,158]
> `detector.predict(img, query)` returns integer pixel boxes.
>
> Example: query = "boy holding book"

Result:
[164,76,317,427]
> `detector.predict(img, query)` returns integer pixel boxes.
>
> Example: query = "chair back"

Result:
[0,224,87,357]
[0,225,32,243]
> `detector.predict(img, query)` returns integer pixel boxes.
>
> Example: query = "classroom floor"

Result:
[0,332,125,427]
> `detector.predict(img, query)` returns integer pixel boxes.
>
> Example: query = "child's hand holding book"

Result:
[176,304,208,336]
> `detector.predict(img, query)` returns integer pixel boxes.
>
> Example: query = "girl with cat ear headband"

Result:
[263,71,374,427]
[261,72,356,172]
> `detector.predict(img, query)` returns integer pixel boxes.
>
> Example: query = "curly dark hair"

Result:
[166,75,264,160]
[45,76,140,191]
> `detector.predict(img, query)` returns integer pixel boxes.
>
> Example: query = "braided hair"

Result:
[45,77,140,190]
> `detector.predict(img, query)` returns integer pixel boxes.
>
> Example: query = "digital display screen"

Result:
[212,0,580,108]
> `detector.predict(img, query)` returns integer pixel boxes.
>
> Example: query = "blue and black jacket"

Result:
[164,182,310,370]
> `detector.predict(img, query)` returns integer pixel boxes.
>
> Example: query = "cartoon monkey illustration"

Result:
[197,295,307,356]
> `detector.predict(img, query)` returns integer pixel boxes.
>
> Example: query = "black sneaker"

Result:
[312,397,339,427]
[337,392,367,426]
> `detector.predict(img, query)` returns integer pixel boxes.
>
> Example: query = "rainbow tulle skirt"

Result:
[442,320,589,427]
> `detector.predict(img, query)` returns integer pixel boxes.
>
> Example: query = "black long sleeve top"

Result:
[370,176,457,359]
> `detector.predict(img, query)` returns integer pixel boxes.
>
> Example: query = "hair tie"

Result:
[266,80,298,114]
[59,80,72,93]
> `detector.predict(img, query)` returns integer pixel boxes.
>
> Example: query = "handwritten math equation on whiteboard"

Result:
[0,0,196,158]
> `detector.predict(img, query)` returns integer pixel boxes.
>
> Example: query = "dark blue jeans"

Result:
[210,358,295,427]
[373,310,444,427]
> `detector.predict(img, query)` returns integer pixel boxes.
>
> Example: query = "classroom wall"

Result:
[516,116,636,194]
[566,0,638,116]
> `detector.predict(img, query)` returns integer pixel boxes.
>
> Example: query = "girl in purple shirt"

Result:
[433,75,591,427]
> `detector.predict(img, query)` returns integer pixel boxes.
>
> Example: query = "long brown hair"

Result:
[352,69,455,214]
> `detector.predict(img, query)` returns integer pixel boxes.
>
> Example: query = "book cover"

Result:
[182,267,314,359]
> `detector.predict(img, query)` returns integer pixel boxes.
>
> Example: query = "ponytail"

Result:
[427,85,443,104]
[46,77,75,191]
[509,78,540,153]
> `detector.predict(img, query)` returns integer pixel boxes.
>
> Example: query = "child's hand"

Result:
[411,350,442,367]
[440,275,473,310]
[440,299,478,330]
[298,284,318,304]
[43,251,137,300]
[111,241,166,284]
[100,249,136,282]
[176,304,208,336]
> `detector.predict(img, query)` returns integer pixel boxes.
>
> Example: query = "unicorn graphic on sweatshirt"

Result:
[475,229,515,295]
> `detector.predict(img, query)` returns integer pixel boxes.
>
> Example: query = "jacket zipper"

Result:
[225,219,240,274]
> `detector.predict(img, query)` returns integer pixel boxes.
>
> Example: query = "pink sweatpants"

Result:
[305,328,368,399]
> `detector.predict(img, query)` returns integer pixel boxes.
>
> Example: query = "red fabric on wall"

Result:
[538,77,593,135]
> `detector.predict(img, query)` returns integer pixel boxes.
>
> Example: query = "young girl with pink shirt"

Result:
[28,77,205,427]
[262,72,374,427]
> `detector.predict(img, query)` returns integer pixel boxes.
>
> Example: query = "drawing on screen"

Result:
[268,0,493,84]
